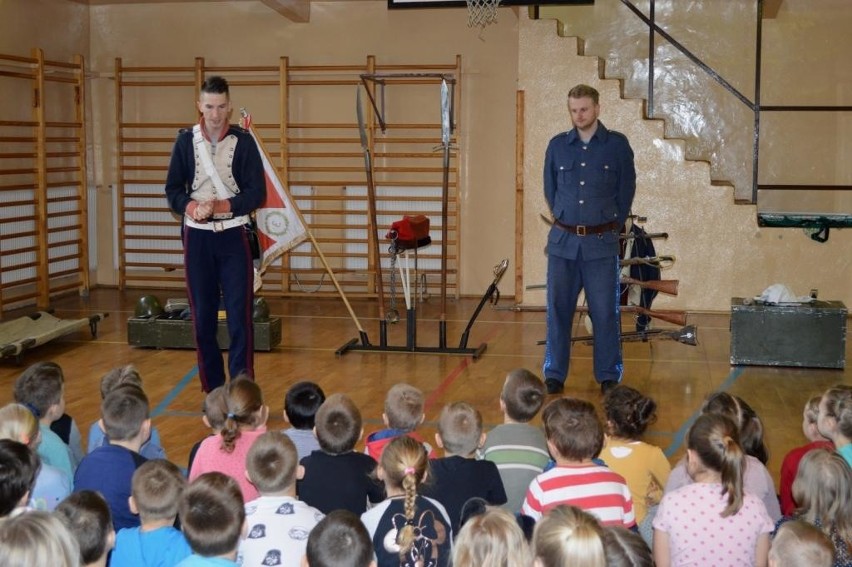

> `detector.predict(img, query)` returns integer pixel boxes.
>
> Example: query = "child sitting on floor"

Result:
[653,413,774,567]
[481,368,549,514]
[779,395,833,516]
[420,401,507,535]
[189,377,268,503]
[361,435,453,567]
[0,439,39,519]
[74,384,151,531]
[87,365,166,460]
[600,385,670,545]
[522,397,635,529]
[176,472,246,567]
[364,383,435,460]
[54,490,115,567]
[817,385,852,467]
[302,510,376,567]
[0,402,70,511]
[664,392,781,522]
[298,394,384,515]
[110,459,192,566]
[13,361,76,483]
[239,431,324,566]
[282,381,325,461]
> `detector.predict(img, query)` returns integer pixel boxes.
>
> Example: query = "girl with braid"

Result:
[360,436,452,567]
[653,414,773,567]
[189,376,268,502]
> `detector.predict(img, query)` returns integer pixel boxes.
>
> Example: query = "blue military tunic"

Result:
[543,121,636,385]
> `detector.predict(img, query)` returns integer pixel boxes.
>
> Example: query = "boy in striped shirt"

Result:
[521,397,635,528]
[482,369,550,513]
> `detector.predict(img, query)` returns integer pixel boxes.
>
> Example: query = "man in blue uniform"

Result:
[542,84,636,395]
[165,76,265,392]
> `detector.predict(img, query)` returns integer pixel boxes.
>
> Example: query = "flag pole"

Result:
[242,110,371,346]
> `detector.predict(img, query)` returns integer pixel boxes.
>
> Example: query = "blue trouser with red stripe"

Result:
[183,224,255,392]
[543,251,623,386]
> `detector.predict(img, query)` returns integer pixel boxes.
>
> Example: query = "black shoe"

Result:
[545,379,564,395]
[600,380,619,395]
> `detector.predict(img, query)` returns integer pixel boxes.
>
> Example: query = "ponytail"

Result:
[718,434,744,517]
[687,414,745,518]
[219,378,263,454]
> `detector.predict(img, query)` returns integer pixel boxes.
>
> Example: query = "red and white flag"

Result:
[244,115,308,276]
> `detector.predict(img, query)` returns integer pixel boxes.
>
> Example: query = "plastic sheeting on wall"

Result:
[542,0,758,202]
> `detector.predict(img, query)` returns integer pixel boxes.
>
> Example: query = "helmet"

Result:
[134,295,164,319]
[252,297,270,322]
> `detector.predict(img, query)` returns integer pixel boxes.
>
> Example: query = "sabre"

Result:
[527,278,679,296]
[619,255,676,269]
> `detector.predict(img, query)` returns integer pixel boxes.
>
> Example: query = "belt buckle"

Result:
[212,220,225,232]
[576,225,587,236]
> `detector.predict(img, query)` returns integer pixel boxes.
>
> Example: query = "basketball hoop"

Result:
[466,0,501,28]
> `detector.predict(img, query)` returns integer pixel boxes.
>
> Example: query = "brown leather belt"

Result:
[553,219,620,236]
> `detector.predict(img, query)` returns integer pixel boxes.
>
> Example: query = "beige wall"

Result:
[2,0,850,310]
[520,9,852,311]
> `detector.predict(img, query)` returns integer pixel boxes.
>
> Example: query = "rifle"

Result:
[575,305,688,326]
[621,278,679,296]
[526,278,679,296]
[570,325,698,346]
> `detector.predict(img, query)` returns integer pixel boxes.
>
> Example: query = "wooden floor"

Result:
[0,288,849,488]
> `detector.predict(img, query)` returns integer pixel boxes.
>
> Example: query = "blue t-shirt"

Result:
[175,555,238,567]
[38,424,75,484]
[111,525,192,567]
[838,443,852,468]
[74,444,148,530]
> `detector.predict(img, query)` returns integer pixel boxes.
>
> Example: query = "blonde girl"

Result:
[0,511,80,567]
[0,403,69,511]
[360,435,452,567]
[451,506,532,567]
[784,448,852,566]
[533,504,606,567]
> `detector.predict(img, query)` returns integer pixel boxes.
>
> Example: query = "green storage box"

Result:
[127,316,281,351]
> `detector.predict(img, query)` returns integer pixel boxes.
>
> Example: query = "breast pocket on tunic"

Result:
[553,160,576,217]
[599,163,618,191]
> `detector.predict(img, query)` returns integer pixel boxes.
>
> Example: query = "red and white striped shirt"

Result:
[522,463,636,528]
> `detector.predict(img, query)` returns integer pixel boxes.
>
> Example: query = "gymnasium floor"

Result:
[0,288,848,487]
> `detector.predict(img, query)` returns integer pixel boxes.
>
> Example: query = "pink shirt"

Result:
[188,427,266,503]
[654,483,774,567]
[665,455,781,521]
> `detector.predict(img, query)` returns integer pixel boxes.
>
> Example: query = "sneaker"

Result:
[600,380,619,395]
[545,378,564,395]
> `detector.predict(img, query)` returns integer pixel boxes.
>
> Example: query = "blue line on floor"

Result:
[664,366,745,458]
[151,365,197,418]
